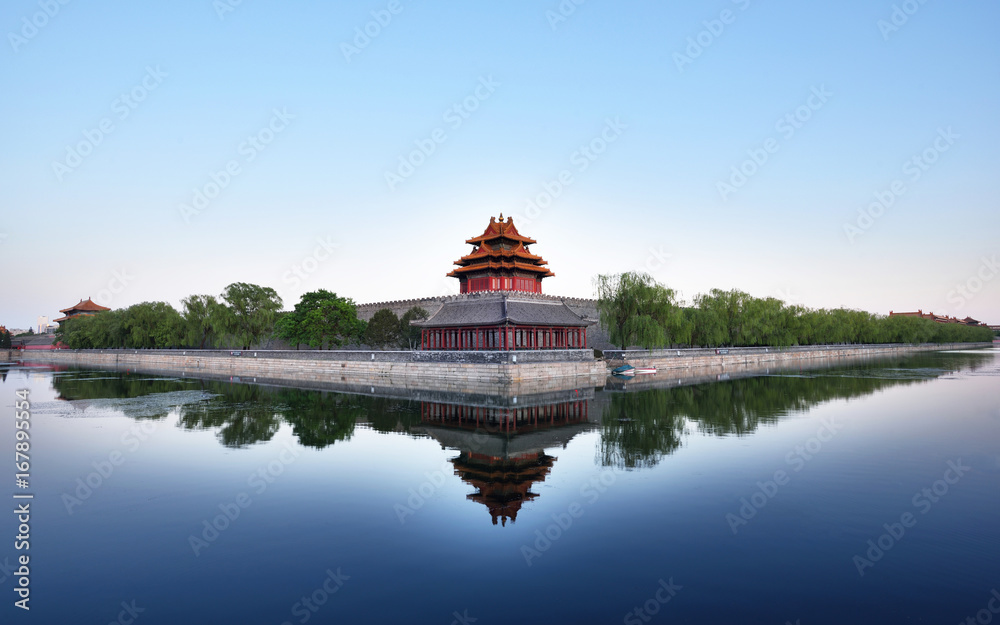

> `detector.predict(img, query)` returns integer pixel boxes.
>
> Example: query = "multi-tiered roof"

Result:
[418,214,591,350]
[447,214,554,294]
[54,298,110,324]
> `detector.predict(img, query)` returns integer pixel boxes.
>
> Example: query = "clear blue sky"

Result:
[2,0,998,329]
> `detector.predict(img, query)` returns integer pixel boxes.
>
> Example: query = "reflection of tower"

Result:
[418,397,594,526]
[452,451,554,526]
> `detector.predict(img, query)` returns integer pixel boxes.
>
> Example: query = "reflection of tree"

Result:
[279,390,362,449]
[52,371,194,421]
[178,383,283,448]
[599,352,994,470]
[365,398,423,434]
[53,372,190,401]
[600,393,685,469]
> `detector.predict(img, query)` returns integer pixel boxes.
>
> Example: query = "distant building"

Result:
[54,298,111,326]
[888,310,988,327]
[37,316,51,334]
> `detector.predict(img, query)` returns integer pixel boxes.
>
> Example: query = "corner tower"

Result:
[447,214,554,294]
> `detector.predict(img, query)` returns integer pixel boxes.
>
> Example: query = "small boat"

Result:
[633,366,657,375]
[611,364,635,375]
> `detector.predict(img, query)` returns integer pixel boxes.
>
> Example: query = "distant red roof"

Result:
[59,298,111,314]
[889,310,987,326]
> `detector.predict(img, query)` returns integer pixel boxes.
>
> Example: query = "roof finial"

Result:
[498,212,504,222]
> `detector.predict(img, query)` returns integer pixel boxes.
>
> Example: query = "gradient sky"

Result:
[2,0,998,330]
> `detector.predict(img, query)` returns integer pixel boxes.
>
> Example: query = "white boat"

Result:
[633,366,657,374]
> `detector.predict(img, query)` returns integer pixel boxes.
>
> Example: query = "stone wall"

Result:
[16,348,607,396]
[603,342,993,371]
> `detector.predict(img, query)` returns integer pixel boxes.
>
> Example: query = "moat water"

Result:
[1,349,998,624]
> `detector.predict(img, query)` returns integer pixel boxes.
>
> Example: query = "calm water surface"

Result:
[1,349,998,624]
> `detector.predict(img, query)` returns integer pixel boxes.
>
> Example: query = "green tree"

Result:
[595,272,683,349]
[398,306,429,349]
[219,282,283,350]
[84,309,127,348]
[122,302,185,348]
[365,308,401,348]
[1,329,12,348]
[276,290,363,350]
[182,295,225,349]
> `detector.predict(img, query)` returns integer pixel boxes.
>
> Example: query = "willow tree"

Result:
[594,272,683,349]
[182,294,226,349]
[219,282,283,350]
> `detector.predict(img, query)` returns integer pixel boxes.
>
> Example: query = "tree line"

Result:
[56,282,429,351]
[596,272,995,349]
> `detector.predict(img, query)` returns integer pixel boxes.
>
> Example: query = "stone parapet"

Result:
[604,343,993,371]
